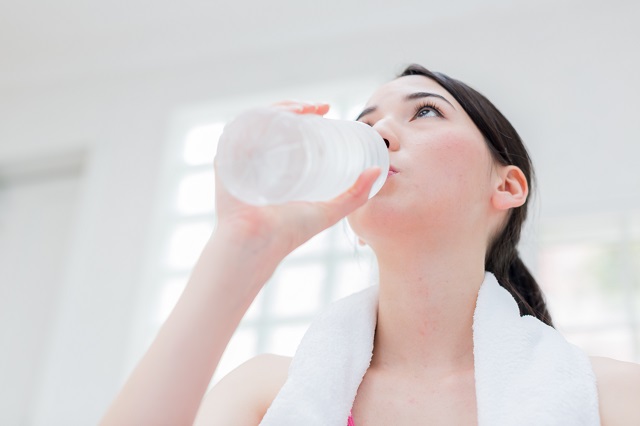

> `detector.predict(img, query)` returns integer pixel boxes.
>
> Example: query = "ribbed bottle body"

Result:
[216,107,389,205]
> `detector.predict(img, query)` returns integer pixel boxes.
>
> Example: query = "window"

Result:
[536,213,640,363]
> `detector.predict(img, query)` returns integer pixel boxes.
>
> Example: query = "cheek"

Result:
[430,131,483,172]
[423,132,492,201]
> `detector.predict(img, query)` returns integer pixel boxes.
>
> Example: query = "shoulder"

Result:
[193,354,292,425]
[589,355,640,426]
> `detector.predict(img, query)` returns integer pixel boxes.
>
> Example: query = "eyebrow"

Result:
[355,92,456,121]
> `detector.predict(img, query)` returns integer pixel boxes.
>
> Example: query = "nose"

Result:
[372,119,400,151]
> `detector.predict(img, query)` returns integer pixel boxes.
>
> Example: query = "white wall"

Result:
[0,169,83,425]
[0,0,638,424]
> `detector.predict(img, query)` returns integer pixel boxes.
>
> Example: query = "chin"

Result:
[350,196,462,243]
[347,197,406,242]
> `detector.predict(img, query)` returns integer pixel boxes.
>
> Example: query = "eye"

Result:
[413,101,442,119]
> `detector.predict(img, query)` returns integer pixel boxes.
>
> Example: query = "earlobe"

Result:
[491,166,528,211]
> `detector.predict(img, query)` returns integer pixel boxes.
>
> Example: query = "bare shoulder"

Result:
[589,356,640,426]
[193,354,292,426]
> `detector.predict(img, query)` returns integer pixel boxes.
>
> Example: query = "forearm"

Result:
[100,230,278,426]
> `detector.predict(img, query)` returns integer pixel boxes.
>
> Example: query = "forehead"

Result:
[366,75,460,109]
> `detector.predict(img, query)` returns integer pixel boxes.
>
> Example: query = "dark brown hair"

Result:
[398,64,554,327]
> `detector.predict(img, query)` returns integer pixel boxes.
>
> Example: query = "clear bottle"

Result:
[215,107,389,205]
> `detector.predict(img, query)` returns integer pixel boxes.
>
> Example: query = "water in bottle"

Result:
[216,106,389,205]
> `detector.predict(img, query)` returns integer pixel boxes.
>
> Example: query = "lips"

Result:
[387,165,398,177]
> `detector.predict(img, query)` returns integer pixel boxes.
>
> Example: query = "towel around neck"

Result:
[259,272,600,426]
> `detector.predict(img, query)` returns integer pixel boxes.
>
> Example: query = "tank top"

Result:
[347,411,355,426]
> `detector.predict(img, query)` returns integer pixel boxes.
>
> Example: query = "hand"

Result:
[213,101,381,263]
[270,100,331,116]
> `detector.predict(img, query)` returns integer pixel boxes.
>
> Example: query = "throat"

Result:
[370,298,477,376]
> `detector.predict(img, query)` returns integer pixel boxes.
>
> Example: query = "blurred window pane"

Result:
[538,242,627,327]
[270,264,325,317]
[564,328,635,362]
[266,324,310,357]
[538,215,640,363]
[166,222,213,270]
[183,123,224,166]
[176,170,216,215]
[332,261,373,301]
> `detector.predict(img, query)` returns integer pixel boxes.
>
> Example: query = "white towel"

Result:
[260,272,600,425]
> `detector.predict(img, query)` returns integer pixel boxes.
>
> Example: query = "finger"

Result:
[320,167,382,226]
[314,103,330,116]
[272,100,330,115]
[272,100,306,110]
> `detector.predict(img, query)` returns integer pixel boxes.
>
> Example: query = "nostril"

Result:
[383,138,390,149]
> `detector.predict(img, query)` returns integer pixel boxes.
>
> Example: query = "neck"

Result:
[369,240,486,379]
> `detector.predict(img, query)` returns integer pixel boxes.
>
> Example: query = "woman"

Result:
[101,66,640,425]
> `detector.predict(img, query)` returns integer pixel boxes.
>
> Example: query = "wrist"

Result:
[212,215,290,259]
[205,226,282,288]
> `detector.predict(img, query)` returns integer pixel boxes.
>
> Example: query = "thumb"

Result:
[321,167,382,225]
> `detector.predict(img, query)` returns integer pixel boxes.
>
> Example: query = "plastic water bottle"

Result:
[215,107,389,205]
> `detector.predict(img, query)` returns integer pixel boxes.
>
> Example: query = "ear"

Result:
[491,165,528,211]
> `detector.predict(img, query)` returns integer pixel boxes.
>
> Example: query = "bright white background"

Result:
[1,1,639,425]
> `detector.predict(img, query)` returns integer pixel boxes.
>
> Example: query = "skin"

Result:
[102,79,640,426]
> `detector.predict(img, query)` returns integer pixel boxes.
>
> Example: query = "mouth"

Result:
[388,165,398,177]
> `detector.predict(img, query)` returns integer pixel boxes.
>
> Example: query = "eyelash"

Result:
[361,101,443,126]
[413,101,443,118]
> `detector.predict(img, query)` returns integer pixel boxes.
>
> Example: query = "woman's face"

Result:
[348,75,499,247]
